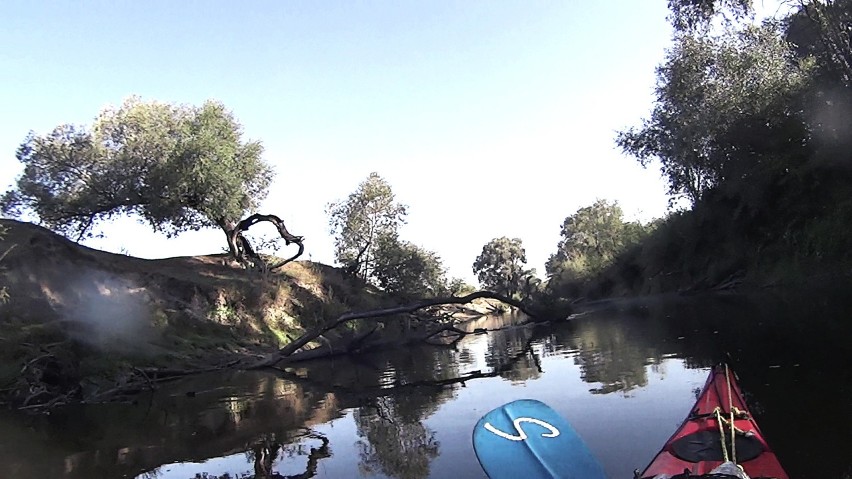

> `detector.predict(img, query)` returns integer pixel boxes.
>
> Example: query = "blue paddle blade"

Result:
[472,399,607,479]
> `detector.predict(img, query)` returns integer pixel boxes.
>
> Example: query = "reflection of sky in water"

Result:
[147,412,363,478]
[422,357,708,479]
[139,350,708,479]
[24,289,848,479]
[132,313,714,479]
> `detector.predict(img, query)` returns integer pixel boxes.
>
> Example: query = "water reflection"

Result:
[0,372,344,479]
[571,316,655,395]
[355,397,439,479]
[483,319,542,384]
[244,430,330,479]
[0,285,849,478]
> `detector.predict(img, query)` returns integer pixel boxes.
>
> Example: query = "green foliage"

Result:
[786,1,852,168]
[446,277,476,296]
[371,233,447,298]
[326,173,446,298]
[472,237,533,298]
[546,200,653,290]
[666,0,753,32]
[1,97,272,240]
[617,22,811,205]
[0,225,9,303]
[327,172,407,281]
[563,2,852,298]
[787,1,852,85]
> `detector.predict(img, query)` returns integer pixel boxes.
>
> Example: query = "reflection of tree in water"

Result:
[158,431,330,479]
[347,322,546,479]
[355,395,440,479]
[485,327,541,383]
[248,431,330,479]
[500,351,542,383]
[570,317,658,395]
[339,343,459,479]
[457,348,474,367]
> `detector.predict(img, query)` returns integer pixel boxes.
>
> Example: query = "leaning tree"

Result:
[1,96,303,268]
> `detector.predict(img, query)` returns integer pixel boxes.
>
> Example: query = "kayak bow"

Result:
[638,364,788,479]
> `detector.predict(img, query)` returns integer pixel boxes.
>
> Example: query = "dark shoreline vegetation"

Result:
[548,0,852,299]
[0,0,850,416]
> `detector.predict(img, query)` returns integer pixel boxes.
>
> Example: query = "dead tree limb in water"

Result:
[264,328,540,398]
[245,291,536,369]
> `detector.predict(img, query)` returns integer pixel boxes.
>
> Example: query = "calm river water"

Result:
[1,286,850,479]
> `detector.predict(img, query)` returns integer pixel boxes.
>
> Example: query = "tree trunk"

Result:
[245,291,540,369]
[218,214,304,270]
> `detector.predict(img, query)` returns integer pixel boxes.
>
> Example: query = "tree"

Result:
[327,173,407,281]
[616,22,810,205]
[1,97,302,267]
[472,237,533,298]
[445,277,476,296]
[786,1,852,165]
[372,234,447,298]
[667,0,852,88]
[546,200,649,280]
[790,0,852,86]
[0,224,10,303]
[666,0,753,33]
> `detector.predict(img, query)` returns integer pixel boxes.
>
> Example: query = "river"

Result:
[0,285,850,479]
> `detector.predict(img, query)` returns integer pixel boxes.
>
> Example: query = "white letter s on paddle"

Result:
[484,417,561,441]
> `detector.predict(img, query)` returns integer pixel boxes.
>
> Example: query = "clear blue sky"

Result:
[1,0,680,283]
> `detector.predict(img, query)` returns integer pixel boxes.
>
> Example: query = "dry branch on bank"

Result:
[245,291,537,369]
[264,333,543,400]
[3,290,549,410]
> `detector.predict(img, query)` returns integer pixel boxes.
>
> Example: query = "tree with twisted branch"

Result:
[1,97,303,269]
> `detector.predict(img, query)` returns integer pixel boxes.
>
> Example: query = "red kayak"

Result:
[637,365,788,479]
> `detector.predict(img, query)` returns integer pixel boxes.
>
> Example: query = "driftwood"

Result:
[245,291,536,369]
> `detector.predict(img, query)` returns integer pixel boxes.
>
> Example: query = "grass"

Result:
[0,219,394,406]
[550,190,852,300]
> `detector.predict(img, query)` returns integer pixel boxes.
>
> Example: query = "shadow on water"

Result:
[0,371,345,478]
[0,283,850,478]
[569,284,852,478]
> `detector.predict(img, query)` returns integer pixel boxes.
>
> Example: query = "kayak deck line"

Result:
[636,364,789,479]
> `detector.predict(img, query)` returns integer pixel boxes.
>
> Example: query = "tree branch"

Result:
[225,213,305,270]
[245,291,536,369]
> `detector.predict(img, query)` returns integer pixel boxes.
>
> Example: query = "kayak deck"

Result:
[638,365,788,479]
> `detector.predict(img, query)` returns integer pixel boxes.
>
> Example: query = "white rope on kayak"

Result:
[720,364,749,478]
[714,406,731,463]
[726,364,736,464]
[713,365,744,467]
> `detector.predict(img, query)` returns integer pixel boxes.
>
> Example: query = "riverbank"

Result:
[548,194,852,301]
[3,287,850,479]
[0,220,500,409]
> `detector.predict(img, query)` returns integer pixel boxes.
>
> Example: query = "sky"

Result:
[1,1,689,284]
